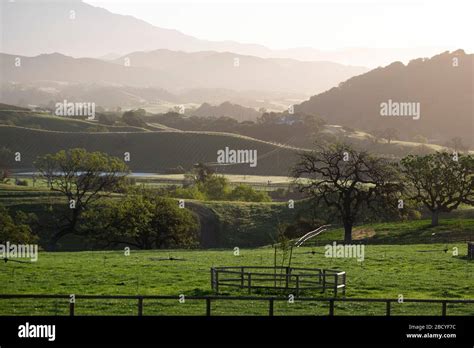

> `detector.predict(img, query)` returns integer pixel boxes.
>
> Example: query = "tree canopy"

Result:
[35,148,129,249]
[293,143,403,242]
[401,152,474,226]
[85,195,199,249]
[0,204,37,244]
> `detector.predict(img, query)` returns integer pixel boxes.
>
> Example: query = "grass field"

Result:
[1,184,473,248]
[0,182,472,316]
[0,243,472,316]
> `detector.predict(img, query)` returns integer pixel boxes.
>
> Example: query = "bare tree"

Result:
[445,137,468,153]
[383,128,399,144]
[292,143,402,242]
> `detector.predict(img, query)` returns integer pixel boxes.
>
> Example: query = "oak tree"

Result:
[401,152,474,226]
[293,143,402,242]
[35,148,129,249]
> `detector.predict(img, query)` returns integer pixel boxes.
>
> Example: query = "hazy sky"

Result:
[87,0,473,51]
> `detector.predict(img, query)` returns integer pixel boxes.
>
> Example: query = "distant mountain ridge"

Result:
[1,0,447,67]
[112,49,367,94]
[295,50,474,145]
[0,51,367,95]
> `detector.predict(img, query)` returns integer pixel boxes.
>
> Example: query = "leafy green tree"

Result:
[84,195,153,248]
[121,109,147,127]
[86,195,199,249]
[0,204,38,244]
[183,163,271,202]
[35,148,129,249]
[292,143,403,242]
[0,146,12,183]
[187,163,215,184]
[198,175,231,200]
[401,152,474,226]
[149,197,199,248]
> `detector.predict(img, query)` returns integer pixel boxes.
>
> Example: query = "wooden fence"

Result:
[211,266,346,296]
[0,294,472,316]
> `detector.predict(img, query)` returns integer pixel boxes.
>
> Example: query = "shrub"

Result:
[15,179,28,186]
[229,184,271,202]
[173,186,206,200]
[0,204,38,244]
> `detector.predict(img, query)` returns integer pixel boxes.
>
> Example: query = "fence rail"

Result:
[0,294,472,316]
[211,266,346,296]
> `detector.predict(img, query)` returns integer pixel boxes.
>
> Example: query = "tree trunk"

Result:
[431,210,439,226]
[48,228,71,251]
[48,209,80,251]
[344,223,353,243]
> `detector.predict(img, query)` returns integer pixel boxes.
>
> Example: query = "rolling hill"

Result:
[295,50,474,146]
[0,81,304,112]
[0,52,172,87]
[190,102,261,121]
[0,106,148,133]
[0,125,301,175]
[0,104,458,172]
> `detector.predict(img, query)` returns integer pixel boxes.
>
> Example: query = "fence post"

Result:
[334,274,338,296]
[386,301,391,316]
[442,301,447,316]
[206,298,211,316]
[296,275,300,297]
[322,270,326,293]
[342,273,346,297]
[241,267,244,288]
[69,302,75,316]
[248,273,252,294]
[329,299,334,316]
[137,297,143,316]
[269,298,274,316]
[211,268,215,291]
[215,271,219,294]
